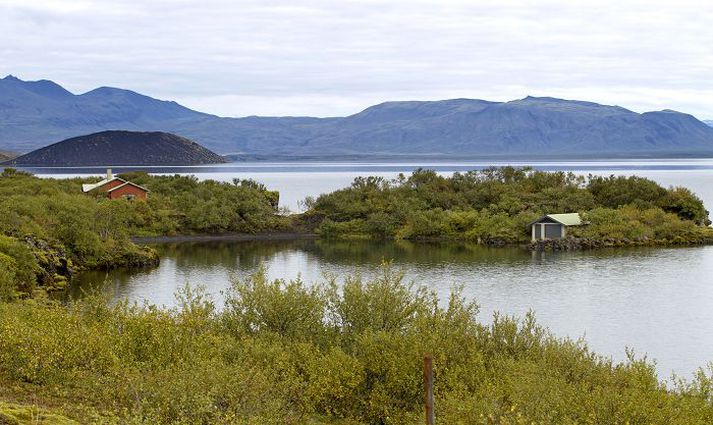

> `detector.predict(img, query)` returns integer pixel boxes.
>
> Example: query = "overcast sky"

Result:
[1,0,712,119]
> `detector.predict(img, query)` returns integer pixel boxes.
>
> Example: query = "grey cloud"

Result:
[0,0,712,118]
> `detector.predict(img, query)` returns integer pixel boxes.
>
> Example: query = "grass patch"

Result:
[0,401,77,425]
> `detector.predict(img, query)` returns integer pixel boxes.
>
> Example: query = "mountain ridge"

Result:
[2,75,713,158]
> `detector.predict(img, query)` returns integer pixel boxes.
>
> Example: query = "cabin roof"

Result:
[106,180,150,193]
[81,177,126,193]
[529,213,583,226]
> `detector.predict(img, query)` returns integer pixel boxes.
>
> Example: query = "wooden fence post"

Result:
[424,354,434,425]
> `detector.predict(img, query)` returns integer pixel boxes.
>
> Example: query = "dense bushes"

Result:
[0,252,17,301]
[116,172,285,235]
[0,170,287,239]
[575,205,712,244]
[1,266,713,423]
[0,169,288,297]
[0,236,38,300]
[305,167,713,245]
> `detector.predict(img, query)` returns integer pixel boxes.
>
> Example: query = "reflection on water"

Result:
[71,240,532,301]
[71,239,713,378]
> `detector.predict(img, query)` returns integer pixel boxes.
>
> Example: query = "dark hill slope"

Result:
[2,75,713,158]
[0,75,211,152]
[5,131,228,166]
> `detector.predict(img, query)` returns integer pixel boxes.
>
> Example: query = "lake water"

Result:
[22,158,713,212]
[72,239,713,380]
[21,159,713,379]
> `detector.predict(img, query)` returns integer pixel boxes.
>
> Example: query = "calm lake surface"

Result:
[72,240,713,379]
[23,159,713,378]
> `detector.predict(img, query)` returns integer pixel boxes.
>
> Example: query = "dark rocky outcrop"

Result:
[23,236,77,291]
[529,237,605,252]
[5,130,228,166]
[529,234,713,251]
[21,235,159,293]
[111,245,160,269]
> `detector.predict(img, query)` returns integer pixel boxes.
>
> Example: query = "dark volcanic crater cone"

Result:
[6,130,229,166]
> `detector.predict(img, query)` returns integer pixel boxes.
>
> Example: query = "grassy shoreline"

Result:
[138,230,713,254]
[131,231,318,244]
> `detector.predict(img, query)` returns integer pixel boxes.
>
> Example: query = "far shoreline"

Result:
[131,232,318,244]
[131,232,713,252]
[6,153,713,169]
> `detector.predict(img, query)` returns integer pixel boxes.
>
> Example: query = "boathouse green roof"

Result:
[529,213,583,226]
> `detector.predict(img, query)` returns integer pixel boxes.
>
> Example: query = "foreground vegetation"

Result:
[1,266,713,424]
[305,167,713,246]
[0,169,288,300]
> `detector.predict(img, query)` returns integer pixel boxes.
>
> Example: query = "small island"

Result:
[4,130,228,166]
[303,167,713,249]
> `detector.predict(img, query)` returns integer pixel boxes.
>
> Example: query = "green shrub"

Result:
[224,266,327,340]
[307,167,712,245]
[328,265,434,339]
[577,206,712,244]
[587,175,668,209]
[660,187,711,226]
[0,236,38,295]
[0,253,17,301]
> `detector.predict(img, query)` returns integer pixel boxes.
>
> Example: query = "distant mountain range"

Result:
[705,120,713,127]
[2,75,713,158]
[5,131,227,166]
